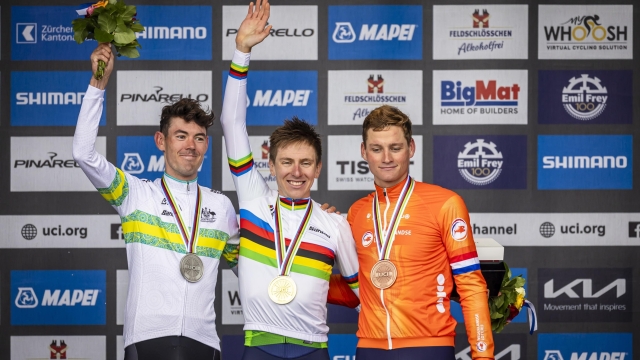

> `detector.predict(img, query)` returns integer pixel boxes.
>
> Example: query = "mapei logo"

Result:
[538,333,632,360]
[16,23,37,43]
[11,270,106,325]
[332,22,417,43]
[457,139,503,186]
[537,135,632,190]
[328,6,422,60]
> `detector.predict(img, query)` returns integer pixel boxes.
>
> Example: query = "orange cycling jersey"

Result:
[328,177,494,359]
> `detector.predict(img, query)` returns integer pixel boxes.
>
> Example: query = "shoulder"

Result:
[200,186,236,212]
[412,181,463,208]
[347,192,374,221]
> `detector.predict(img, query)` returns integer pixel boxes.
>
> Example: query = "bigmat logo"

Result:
[117,136,212,187]
[223,6,317,60]
[539,70,632,124]
[433,136,527,189]
[11,137,106,192]
[538,5,633,60]
[11,336,106,360]
[433,70,528,125]
[328,5,422,60]
[456,334,527,360]
[130,6,211,60]
[117,71,211,126]
[327,70,422,125]
[327,135,423,191]
[538,268,632,322]
[538,333,632,360]
[222,70,317,126]
[327,334,357,360]
[11,72,106,126]
[433,5,528,60]
[12,6,95,60]
[11,270,106,325]
[538,135,632,190]
[221,137,318,192]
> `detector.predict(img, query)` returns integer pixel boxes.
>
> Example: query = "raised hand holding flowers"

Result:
[73,0,144,79]
[488,262,538,334]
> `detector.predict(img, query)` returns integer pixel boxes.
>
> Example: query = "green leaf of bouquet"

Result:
[117,46,140,58]
[92,7,105,16]
[114,28,136,44]
[94,27,114,43]
[122,5,136,18]
[115,19,128,33]
[74,29,88,44]
[513,277,526,288]
[72,19,88,32]
[98,13,117,33]
[494,295,504,308]
[490,311,503,319]
[130,22,145,33]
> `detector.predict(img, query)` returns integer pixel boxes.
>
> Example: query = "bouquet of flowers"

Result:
[72,0,144,79]
[488,262,537,334]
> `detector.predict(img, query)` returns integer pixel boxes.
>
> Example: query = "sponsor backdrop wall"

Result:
[0,0,638,360]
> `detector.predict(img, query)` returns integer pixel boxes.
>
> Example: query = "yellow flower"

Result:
[514,293,525,310]
[92,0,108,9]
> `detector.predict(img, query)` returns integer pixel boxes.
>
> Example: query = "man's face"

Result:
[269,142,321,199]
[361,125,415,189]
[154,117,208,181]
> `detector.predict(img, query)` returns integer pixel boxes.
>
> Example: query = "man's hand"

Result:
[320,203,341,215]
[236,0,272,53]
[90,43,114,90]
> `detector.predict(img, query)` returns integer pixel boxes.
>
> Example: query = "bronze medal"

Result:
[370,260,397,289]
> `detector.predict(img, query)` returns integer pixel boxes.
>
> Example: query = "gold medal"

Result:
[268,275,297,304]
[370,260,397,289]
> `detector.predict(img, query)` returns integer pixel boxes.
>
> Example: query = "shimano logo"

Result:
[16,92,85,105]
[332,22,416,43]
[542,156,627,169]
[544,278,626,299]
[136,26,207,39]
[309,226,330,239]
[251,90,311,107]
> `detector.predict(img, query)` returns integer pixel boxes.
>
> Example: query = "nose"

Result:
[292,163,302,177]
[185,136,196,149]
[382,149,392,163]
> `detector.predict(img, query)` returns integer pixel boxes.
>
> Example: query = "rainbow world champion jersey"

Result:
[221,50,360,343]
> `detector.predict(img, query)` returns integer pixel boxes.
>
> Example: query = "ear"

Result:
[409,138,416,158]
[269,159,276,176]
[314,161,322,179]
[360,142,367,161]
[154,131,166,152]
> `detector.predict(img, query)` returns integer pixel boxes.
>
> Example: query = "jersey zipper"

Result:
[380,187,393,349]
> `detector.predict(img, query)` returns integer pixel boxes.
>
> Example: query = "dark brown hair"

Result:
[160,98,214,135]
[269,117,322,163]
[362,105,412,146]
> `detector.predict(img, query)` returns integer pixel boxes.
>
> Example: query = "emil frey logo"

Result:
[562,74,607,121]
[457,139,503,186]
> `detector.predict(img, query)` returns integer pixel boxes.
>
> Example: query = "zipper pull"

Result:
[383,188,387,197]
[187,182,190,191]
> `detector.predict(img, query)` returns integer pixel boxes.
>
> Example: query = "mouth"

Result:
[287,180,305,187]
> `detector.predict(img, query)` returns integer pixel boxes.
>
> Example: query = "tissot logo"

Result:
[11,270,106,325]
[117,136,212,187]
[433,5,528,60]
[433,70,528,125]
[222,71,317,126]
[222,6,317,60]
[12,72,106,126]
[538,70,632,125]
[328,70,422,125]
[328,5,422,60]
[538,268,632,322]
[538,5,633,59]
[117,71,212,126]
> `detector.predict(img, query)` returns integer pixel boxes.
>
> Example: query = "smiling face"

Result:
[269,141,322,199]
[361,125,415,189]
[154,117,208,181]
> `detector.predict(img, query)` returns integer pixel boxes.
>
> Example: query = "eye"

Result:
[196,136,206,142]
[177,135,186,140]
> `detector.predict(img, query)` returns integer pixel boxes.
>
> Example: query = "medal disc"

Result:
[180,253,204,283]
[268,276,297,304]
[370,260,397,289]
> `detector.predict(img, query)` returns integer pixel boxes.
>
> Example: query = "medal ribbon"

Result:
[372,176,415,261]
[161,178,202,253]
[274,197,313,276]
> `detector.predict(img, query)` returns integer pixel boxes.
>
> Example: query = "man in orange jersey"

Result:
[328,105,494,360]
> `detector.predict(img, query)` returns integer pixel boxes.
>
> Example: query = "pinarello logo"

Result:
[362,231,374,247]
[451,218,468,241]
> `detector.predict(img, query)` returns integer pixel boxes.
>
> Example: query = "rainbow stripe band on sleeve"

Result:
[228,153,254,177]
[230,62,248,80]
[342,273,360,290]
